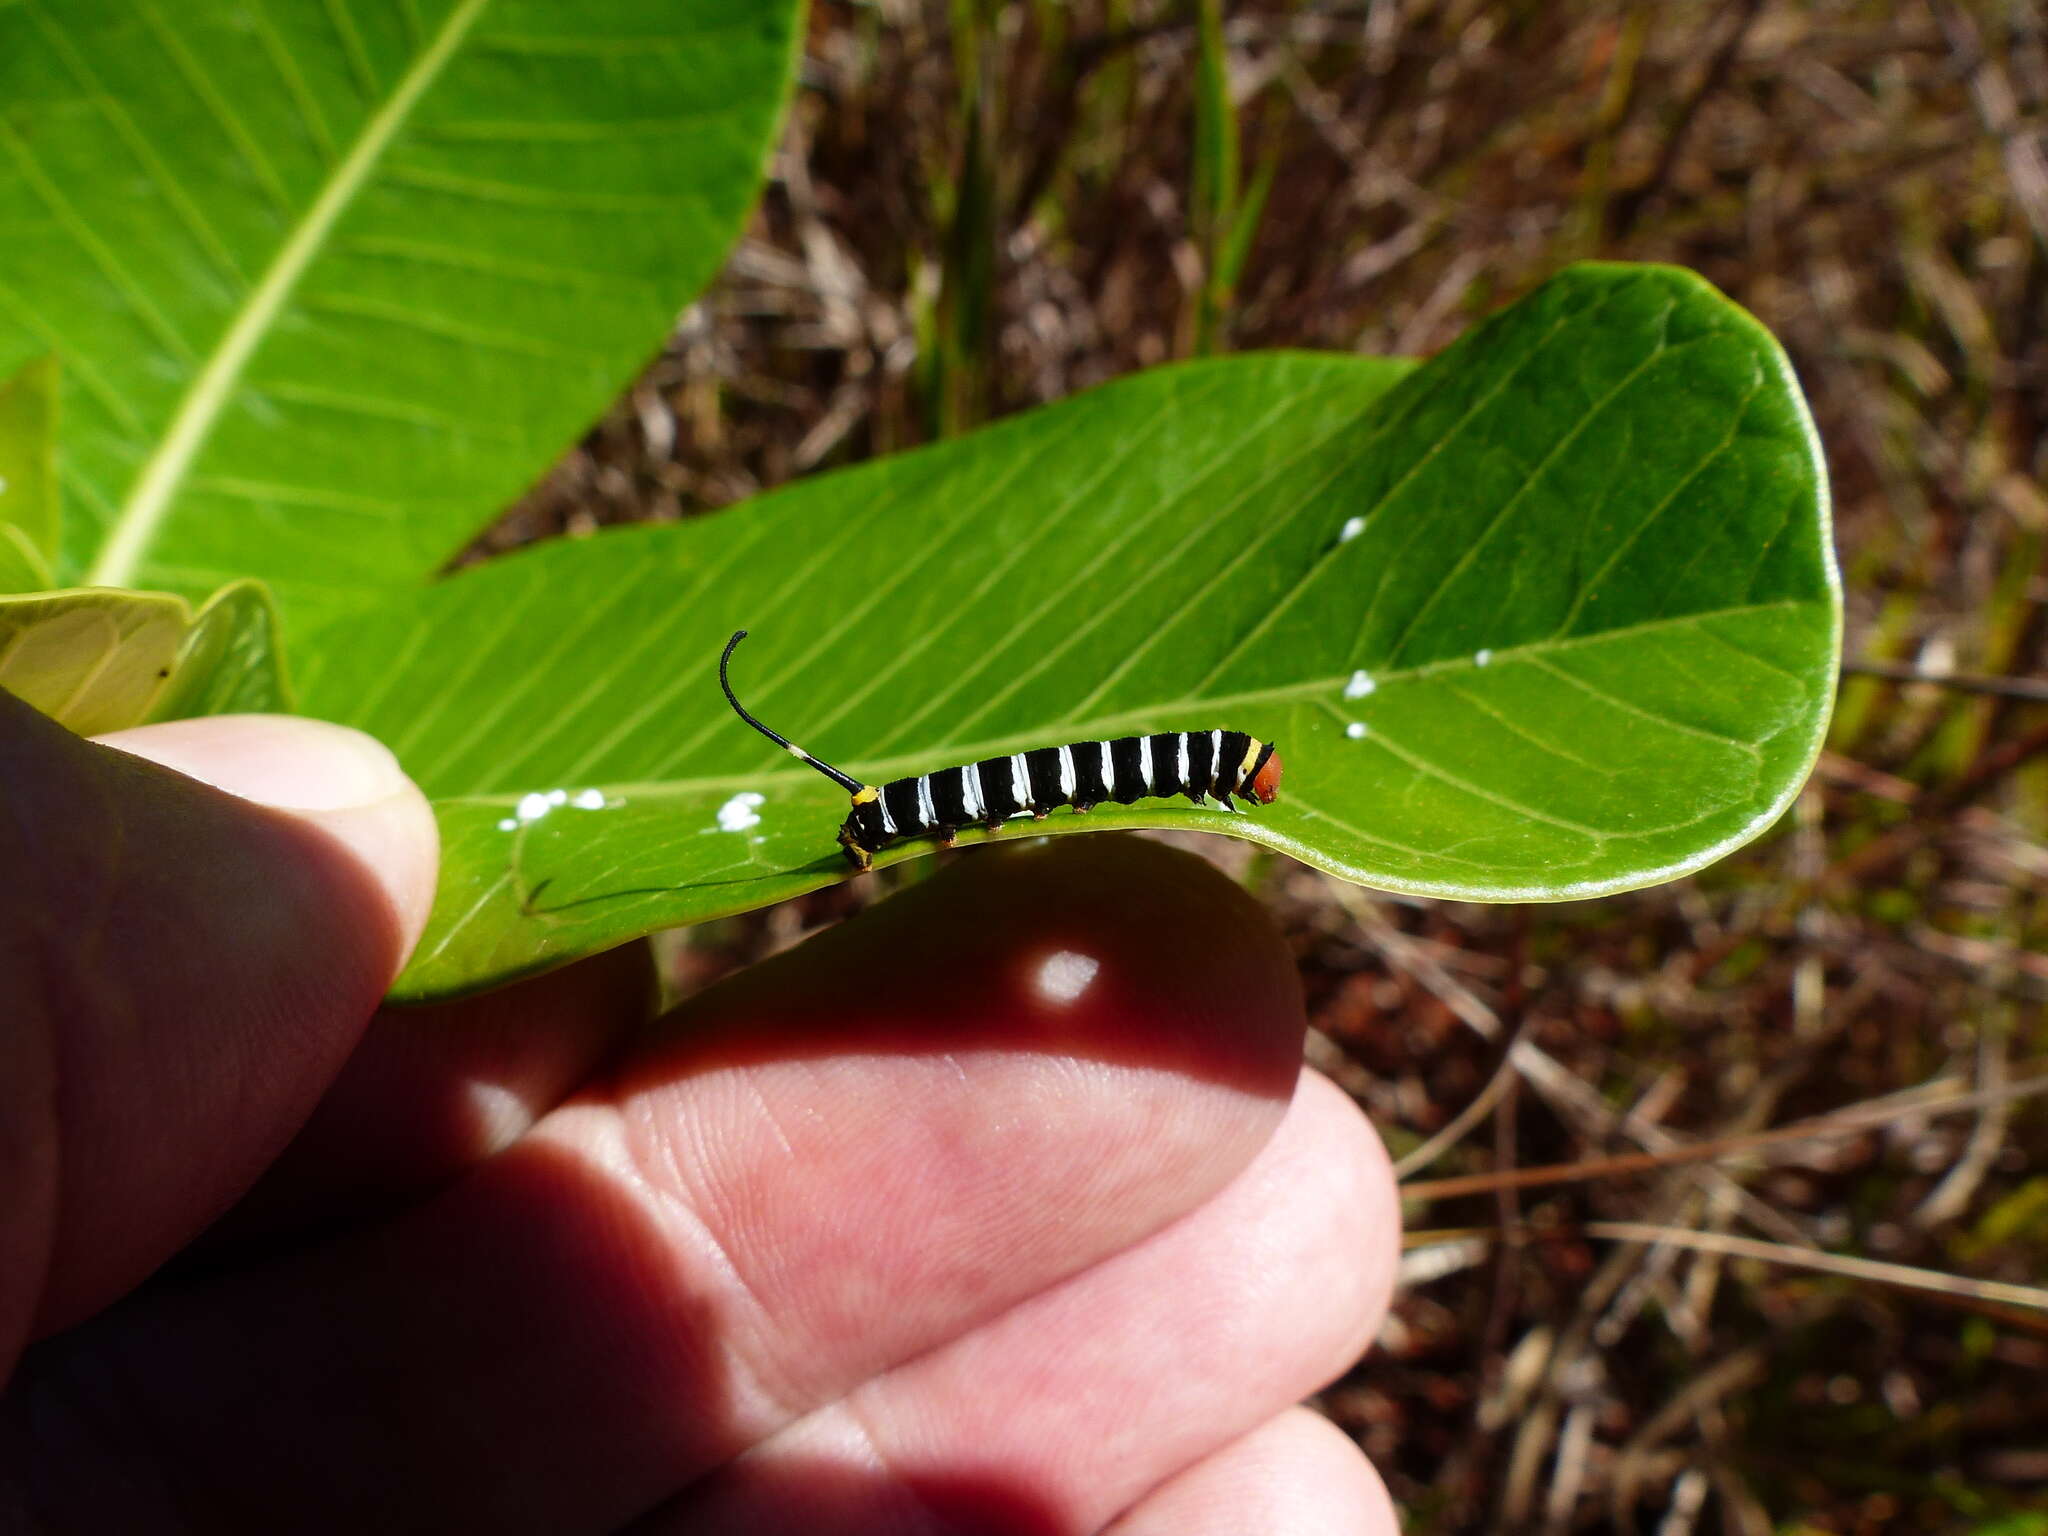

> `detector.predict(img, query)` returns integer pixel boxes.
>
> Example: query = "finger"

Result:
[209,940,659,1249]
[1,699,435,1359]
[1104,1408,1398,1536]
[652,1071,1397,1535]
[4,835,1303,1534]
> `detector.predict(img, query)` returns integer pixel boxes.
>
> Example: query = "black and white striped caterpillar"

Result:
[720,630,1284,871]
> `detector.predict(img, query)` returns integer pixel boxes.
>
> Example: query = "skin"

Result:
[0,689,1400,1534]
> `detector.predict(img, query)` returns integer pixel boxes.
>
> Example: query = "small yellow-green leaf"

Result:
[0,590,186,734]
[1,578,288,733]
[148,580,290,720]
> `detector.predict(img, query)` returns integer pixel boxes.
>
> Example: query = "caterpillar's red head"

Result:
[1247,743,1283,804]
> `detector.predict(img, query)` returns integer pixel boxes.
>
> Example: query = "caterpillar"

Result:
[720,629,1284,871]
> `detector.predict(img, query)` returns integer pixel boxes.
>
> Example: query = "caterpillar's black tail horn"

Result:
[719,630,866,795]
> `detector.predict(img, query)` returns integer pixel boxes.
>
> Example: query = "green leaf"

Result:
[0,354,59,563]
[0,524,51,594]
[0,589,188,733]
[147,579,290,719]
[0,576,287,731]
[294,264,1840,1000]
[0,0,802,632]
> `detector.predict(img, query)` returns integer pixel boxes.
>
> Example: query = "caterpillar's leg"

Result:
[937,828,959,849]
[1030,806,1050,821]
[838,825,873,872]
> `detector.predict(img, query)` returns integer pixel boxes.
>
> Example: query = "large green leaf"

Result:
[0,525,50,594]
[0,353,58,564]
[294,264,1841,1000]
[0,0,801,631]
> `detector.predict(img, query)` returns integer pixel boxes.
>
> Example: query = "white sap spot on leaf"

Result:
[1474,648,1493,667]
[496,817,518,832]
[1033,949,1100,1005]
[546,788,568,806]
[716,791,766,832]
[514,792,551,822]
[1343,670,1376,699]
[1339,515,1367,543]
[1345,721,1368,740]
[571,788,606,810]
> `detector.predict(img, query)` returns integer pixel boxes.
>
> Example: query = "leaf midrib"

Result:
[431,598,1816,805]
[84,0,494,587]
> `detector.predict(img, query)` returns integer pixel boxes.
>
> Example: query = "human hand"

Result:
[0,690,1400,1533]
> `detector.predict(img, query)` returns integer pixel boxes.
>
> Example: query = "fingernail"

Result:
[96,715,413,811]
[97,715,440,966]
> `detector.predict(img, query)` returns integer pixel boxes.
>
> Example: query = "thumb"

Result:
[0,691,436,1362]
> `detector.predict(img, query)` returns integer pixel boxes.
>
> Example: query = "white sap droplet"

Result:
[1343,670,1376,699]
[1346,721,1368,740]
[571,788,606,810]
[1339,515,1367,543]
[1034,949,1100,1005]
[514,792,551,822]
[716,791,766,832]
[546,788,568,806]
[496,817,518,832]
[1474,648,1493,667]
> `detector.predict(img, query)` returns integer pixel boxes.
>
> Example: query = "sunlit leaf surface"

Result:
[294,265,1841,1000]
[0,0,800,632]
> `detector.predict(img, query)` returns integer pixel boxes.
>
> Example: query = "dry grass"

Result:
[491,2,2048,1529]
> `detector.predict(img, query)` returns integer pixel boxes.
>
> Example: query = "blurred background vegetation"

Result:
[482,2,2048,1530]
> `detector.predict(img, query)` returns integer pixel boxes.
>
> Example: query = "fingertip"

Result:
[1288,1072,1404,1357]
[96,714,439,967]
[1,707,440,1341]
[1108,1407,1397,1536]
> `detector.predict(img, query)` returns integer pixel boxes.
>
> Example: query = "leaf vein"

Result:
[137,0,294,214]
[0,118,199,364]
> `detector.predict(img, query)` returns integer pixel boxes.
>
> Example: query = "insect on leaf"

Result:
[294,264,1841,1001]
